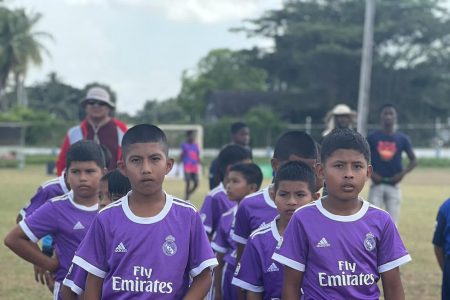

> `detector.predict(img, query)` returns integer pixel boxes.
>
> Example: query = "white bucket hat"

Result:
[80,87,115,108]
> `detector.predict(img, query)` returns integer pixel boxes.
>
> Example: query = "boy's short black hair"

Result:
[321,128,370,163]
[107,170,131,198]
[121,124,168,157]
[229,163,263,191]
[99,144,112,169]
[380,103,396,112]
[66,140,106,169]
[231,122,248,135]
[273,131,318,161]
[217,145,252,182]
[273,160,316,194]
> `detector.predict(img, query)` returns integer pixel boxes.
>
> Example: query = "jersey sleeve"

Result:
[377,216,412,273]
[232,202,251,245]
[188,211,218,278]
[18,201,59,243]
[19,186,47,218]
[199,195,214,234]
[72,216,108,278]
[272,215,308,272]
[63,263,88,295]
[433,200,449,247]
[231,237,264,293]
[211,216,229,254]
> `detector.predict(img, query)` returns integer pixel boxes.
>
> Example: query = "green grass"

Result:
[0,165,448,299]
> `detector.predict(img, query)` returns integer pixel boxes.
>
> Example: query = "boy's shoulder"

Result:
[249,221,272,240]
[240,186,270,207]
[438,198,450,214]
[171,196,198,213]
[207,183,225,197]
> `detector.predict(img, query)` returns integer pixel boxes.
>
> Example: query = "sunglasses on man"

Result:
[86,99,108,106]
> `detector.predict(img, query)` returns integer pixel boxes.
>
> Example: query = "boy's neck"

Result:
[322,195,362,216]
[73,194,98,207]
[128,189,166,218]
[276,216,289,236]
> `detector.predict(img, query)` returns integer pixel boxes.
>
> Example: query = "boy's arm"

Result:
[213,252,225,300]
[381,267,405,300]
[4,226,58,272]
[282,266,303,300]
[184,268,212,300]
[247,291,263,300]
[84,273,103,300]
[61,285,78,300]
[434,245,445,271]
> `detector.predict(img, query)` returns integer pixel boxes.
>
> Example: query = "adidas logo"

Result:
[73,221,85,230]
[267,262,279,272]
[115,242,127,253]
[316,237,331,248]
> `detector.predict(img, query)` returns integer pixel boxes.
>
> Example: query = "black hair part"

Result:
[99,144,112,169]
[229,163,263,191]
[231,122,248,135]
[273,131,318,161]
[121,124,168,157]
[66,140,106,169]
[217,144,252,182]
[379,103,396,112]
[321,128,370,163]
[107,170,131,198]
[273,160,316,193]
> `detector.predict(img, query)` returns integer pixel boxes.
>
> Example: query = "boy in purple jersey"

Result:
[432,197,450,299]
[211,163,263,300]
[72,124,217,299]
[232,161,317,300]
[4,140,106,300]
[272,128,411,300]
[179,130,201,200]
[232,131,322,263]
[61,169,131,300]
[200,144,252,240]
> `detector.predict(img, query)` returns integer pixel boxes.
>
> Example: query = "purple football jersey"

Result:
[199,183,236,235]
[19,191,98,298]
[20,174,69,218]
[63,263,87,295]
[272,198,411,299]
[211,206,237,266]
[232,186,278,245]
[232,217,285,300]
[73,193,218,299]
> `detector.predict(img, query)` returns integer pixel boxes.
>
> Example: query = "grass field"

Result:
[0,165,448,299]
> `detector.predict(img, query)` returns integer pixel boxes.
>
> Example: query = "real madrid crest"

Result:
[162,235,177,256]
[363,233,376,251]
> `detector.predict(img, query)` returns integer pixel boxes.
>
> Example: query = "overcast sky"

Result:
[5,0,283,115]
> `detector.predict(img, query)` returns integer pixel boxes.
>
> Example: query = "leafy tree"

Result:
[0,7,51,108]
[177,48,268,122]
[134,98,187,124]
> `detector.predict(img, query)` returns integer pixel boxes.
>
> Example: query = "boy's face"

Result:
[226,171,257,202]
[98,180,112,209]
[381,107,396,127]
[270,180,313,220]
[66,161,104,200]
[319,149,372,202]
[271,155,323,192]
[233,127,250,146]
[119,142,174,197]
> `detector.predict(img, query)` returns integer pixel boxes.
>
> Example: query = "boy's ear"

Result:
[269,185,276,200]
[313,192,321,200]
[102,167,108,175]
[248,183,258,193]
[270,158,280,174]
[316,163,325,178]
[165,158,174,174]
[117,160,126,175]
[366,164,373,180]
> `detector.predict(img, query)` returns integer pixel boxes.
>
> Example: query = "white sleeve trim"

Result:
[190,258,218,278]
[72,255,107,278]
[231,232,248,245]
[204,225,212,234]
[231,277,264,293]
[19,209,26,218]
[211,242,227,254]
[272,253,305,272]
[62,278,84,295]
[18,220,38,243]
[378,254,412,273]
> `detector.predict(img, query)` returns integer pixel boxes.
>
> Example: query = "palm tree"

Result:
[0,7,52,108]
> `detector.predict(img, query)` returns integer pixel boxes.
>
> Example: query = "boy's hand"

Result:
[34,264,47,285]
[44,271,55,293]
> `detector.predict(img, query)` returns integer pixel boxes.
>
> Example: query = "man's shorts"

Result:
[185,172,199,182]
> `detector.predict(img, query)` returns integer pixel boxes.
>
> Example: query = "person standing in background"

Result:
[56,86,127,175]
[367,103,417,225]
[180,130,201,200]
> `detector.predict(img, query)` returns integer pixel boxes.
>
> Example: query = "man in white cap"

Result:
[322,104,356,136]
[56,87,127,175]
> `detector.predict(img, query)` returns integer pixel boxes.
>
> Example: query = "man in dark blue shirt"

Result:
[367,104,417,225]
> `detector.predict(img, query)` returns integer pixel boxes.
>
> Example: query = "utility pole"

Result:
[357,0,376,136]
